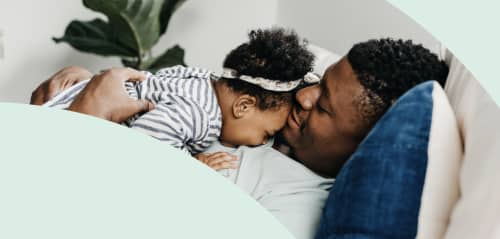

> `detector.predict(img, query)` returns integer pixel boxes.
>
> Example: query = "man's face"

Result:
[281,57,369,177]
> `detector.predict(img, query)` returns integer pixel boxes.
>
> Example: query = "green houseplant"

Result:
[53,0,186,71]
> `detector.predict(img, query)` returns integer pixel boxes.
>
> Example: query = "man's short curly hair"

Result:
[221,28,315,110]
[347,38,449,127]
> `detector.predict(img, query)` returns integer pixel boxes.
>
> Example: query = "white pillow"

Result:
[416,82,463,239]
[307,44,341,76]
[440,49,500,239]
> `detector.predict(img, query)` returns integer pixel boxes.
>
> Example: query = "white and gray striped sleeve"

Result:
[128,96,211,154]
[154,65,211,80]
[43,79,91,109]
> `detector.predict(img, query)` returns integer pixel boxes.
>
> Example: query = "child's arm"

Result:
[129,105,194,151]
[128,97,212,154]
[194,152,239,170]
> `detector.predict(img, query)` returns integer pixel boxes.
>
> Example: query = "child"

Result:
[44,28,317,169]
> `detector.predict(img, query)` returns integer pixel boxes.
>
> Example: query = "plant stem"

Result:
[137,54,143,70]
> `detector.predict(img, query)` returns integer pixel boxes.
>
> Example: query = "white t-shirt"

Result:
[204,140,334,239]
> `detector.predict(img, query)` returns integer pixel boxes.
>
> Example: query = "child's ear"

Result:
[232,94,257,119]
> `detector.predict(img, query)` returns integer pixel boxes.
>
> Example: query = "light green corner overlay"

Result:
[0,103,294,239]
[387,0,500,106]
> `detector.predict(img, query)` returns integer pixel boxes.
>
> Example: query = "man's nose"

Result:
[295,84,320,111]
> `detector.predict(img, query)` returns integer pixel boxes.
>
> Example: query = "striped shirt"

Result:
[44,66,223,155]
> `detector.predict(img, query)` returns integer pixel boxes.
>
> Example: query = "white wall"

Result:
[0,0,278,103]
[0,1,116,103]
[276,0,440,56]
[0,0,440,103]
[157,0,278,72]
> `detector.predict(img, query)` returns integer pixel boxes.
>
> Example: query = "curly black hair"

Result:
[221,28,315,110]
[347,38,449,126]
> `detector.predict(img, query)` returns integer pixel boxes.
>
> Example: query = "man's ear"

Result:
[232,94,257,119]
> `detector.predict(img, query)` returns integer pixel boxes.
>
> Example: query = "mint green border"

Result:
[1,2,499,238]
[0,103,294,239]
[387,1,500,106]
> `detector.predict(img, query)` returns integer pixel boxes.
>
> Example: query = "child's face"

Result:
[220,104,291,147]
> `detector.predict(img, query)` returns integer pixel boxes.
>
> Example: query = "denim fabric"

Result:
[315,81,434,239]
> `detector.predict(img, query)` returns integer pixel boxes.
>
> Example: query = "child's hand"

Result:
[195,152,239,170]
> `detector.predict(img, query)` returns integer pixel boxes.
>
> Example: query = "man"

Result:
[280,39,448,177]
[31,38,448,238]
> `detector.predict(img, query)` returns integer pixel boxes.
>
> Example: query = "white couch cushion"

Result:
[416,81,462,239]
[441,49,500,239]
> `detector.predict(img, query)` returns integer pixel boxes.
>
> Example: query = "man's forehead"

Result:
[323,58,359,95]
[324,58,366,124]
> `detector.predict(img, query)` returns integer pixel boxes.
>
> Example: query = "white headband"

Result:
[220,68,320,92]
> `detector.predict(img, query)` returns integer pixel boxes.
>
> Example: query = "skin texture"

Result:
[32,38,448,177]
[69,67,154,123]
[30,66,92,105]
[68,68,154,122]
[214,80,292,147]
[31,67,290,170]
[31,67,154,123]
[195,152,239,170]
[281,57,369,177]
[31,61,364,176]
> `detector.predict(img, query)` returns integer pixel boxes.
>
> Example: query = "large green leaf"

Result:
[53,19,136,57]
[121,45,185,71]
[53,0,187,70]
[146,45,186,71]
[82,0,164,56]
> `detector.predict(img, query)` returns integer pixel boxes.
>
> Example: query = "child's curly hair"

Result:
[221,27,315,110]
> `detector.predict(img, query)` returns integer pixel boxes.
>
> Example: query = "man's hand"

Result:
[195,152,239,170]
[67,67,154,123]
[30,66,92,105]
